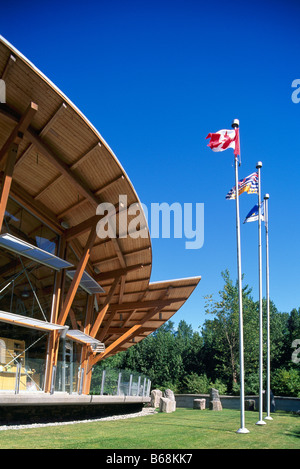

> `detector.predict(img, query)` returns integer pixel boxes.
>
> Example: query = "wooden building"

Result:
[0,36,200,395]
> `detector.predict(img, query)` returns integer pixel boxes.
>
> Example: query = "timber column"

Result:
[44,238,67,393]
[45,224,97,393]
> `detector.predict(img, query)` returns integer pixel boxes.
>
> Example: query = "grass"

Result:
[0,408,299,449]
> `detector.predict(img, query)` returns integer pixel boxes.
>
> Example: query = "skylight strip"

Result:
[0,234,73,271]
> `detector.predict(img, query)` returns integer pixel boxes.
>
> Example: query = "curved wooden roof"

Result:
[0,36,200,358]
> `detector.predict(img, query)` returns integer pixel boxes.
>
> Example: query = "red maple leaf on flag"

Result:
[206,130,236,151]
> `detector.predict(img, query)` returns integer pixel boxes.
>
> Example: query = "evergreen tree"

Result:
[90,270,300,397]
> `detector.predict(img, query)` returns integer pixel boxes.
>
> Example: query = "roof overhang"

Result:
[0,36,201,363]
[93,276,201,361]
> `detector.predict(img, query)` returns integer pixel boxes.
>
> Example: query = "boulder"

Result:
[150,389,162,408]
[209,399,222,411]
[209,388,220,400]
[245,399,256,411]
[163,389,175,401]
[163,389,176,411]
[209,388,222,411]
[159,397,174,413]
[193,398,206,410]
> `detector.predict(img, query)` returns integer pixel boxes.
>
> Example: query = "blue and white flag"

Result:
[243,202,264,223]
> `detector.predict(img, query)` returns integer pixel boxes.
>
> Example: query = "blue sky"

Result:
[1,0,300,331]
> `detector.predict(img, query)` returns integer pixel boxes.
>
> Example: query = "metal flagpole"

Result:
[232,119,249,434]
[256,161,266,425]
[264,193,273,421]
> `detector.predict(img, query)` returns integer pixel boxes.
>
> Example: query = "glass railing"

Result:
[90,368,151,397]
[51,359,80,394]
[0,358,45,393]
[0,357,81,394]
[0,359,151,397]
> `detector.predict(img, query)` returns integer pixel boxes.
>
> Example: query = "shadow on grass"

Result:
[285,415,300,440]
[286,430,300,439]
[150,409,300,436]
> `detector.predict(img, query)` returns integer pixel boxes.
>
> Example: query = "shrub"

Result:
[209,378,227,395]
[271,368,300,397]
[244,372,260,395]
[180,373,210,393]
[155,382,180,394]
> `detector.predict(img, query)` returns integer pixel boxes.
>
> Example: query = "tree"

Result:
[271,368,300,397]
[114,321,184,389]
[203,270,257,391]
[90,271,299,397]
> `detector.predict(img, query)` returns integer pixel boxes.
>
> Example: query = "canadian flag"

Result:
[206,129,240,157]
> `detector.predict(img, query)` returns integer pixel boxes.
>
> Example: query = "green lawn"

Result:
[0,408,299,449]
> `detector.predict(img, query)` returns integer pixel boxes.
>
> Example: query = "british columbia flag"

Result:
[226,172,258,199]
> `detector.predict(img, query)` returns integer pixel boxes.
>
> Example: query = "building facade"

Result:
[0,36,200,396]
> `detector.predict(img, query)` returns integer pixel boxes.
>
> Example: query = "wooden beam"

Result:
[56,197,86,219]
[69,308,79,330]
[57,225,97,326]
[122,291,147,328]
[94,263,147,282]
[0,102,38,165]
[34,142,100,200]
[90,286,175,363]
[95,286,175,356]
[58,174,124,218]
[84,294,95,336]
[0,104,127,269]
[95,174,124,196]
[0,142,19,232]
[56,174,124,219]
[63,214,104,241]
[107,326,155,335]
[0,102,38,228]
[81,344,93,395]
[97,286,172,342]
[44,238,66,393]
[50,237,66,324]
[90,304,109,339]
[92,246,151,268]
[107,298,182,312]
[96,276,126,341]
[94,304,164,362]
[24,127,100,207]
[1,54,16,81]
[81,294,97,395]
[8,178,63,234]
[69,238,94,278]
[81,296,94,394]
[112,238,126,268]
[62,200,121,241]
[44,330,59,393]
[95,306,164,361]
[15,102,67,169]
[118,275,126,304]
[90,276,121,338]
[93,324,141,363]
